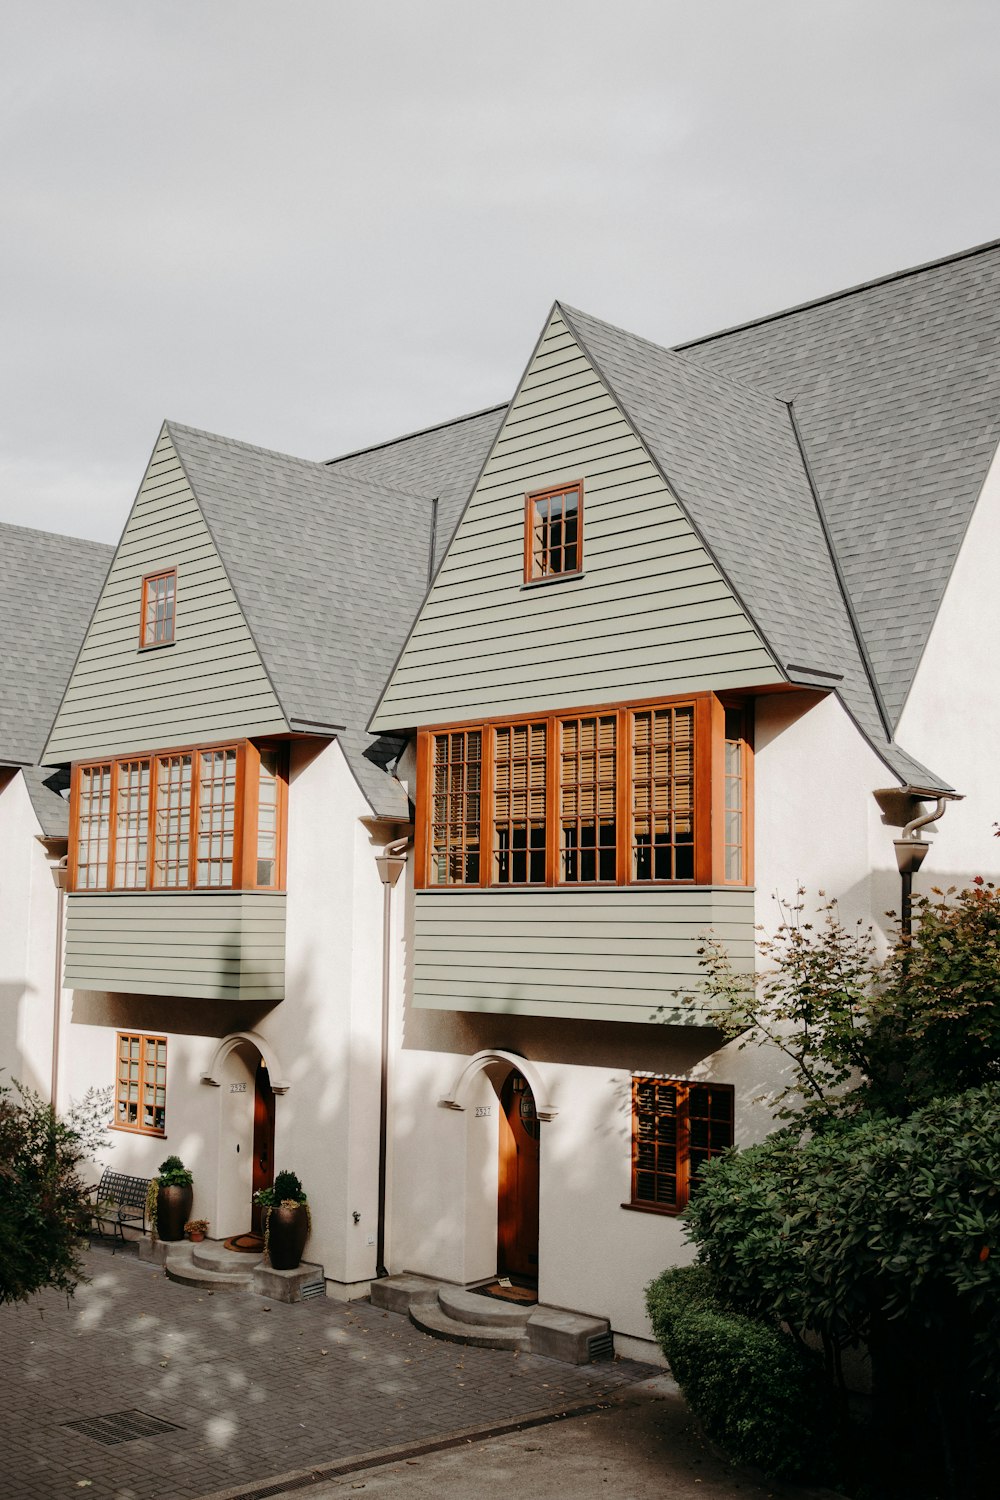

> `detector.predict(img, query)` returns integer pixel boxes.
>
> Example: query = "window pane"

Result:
[724,709,747,884]
[256,748,280,887]
[113,760,150,888]
[560,716,615,882]
[631,706,695,882]
[528,485,582,580]
[153,755,192,887]
[493,723,546,884]
[114,1034,166,1135]
[77,765,112,889]
[431,731,482,885]
[196,748,238,887]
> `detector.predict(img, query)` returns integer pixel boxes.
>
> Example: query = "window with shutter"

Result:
[493,722,546,884]
[628,1076,734,1214]
[417,694,751,889]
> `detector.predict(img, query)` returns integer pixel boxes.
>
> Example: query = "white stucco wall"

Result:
[895,437,1000,887]
[52,739,390,1292]
[0,772,64,1099]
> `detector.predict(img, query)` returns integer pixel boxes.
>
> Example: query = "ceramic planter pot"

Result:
[156,1183,193,1242]
[266,1203,309,1270]
[188,1230,206,1243]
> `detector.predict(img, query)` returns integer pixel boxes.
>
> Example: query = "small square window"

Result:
[629,1077,734,1214]
[140,569,177,648]
[525,482,582,582]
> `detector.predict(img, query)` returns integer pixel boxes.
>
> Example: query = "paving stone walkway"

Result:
[2,1243,651,1500]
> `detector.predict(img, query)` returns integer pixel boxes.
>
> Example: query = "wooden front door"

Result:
[497,1071,540,1282]
[251,1058,275,1234]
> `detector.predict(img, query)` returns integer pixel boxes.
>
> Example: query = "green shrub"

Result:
[645,1265,835,1480]
[157,1155,192,1187]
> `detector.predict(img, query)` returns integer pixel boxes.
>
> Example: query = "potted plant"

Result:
[254,1169,310,1270]
[184,1219,209,1243]
[148,1155,194,1242]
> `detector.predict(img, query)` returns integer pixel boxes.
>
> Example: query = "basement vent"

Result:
[586,1331,614,1362]
[299,1276,326,1301]
[63,1410,183,1446]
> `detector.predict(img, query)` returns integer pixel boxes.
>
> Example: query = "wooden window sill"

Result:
[520,571,585,591]
[137,640,176,653]
[109,1124,166,1139]
[620,1200,683,1218]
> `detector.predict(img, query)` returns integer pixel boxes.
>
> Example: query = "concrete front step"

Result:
[438,1284,531,1330]
[139,1237,325,1303]
[410,1300,530,1353]
[372,1273,613,1364]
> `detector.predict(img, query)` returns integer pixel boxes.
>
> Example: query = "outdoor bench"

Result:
[87,1169,153,1249]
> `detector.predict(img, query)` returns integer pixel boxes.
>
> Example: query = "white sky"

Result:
[2,0,999,543]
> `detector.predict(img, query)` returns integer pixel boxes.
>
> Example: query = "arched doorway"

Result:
[214,1038,276,1239]
[497,1069,540,1285]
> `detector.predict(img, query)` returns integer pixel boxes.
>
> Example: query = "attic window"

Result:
[140,568,176,648]
[524,482,582,582]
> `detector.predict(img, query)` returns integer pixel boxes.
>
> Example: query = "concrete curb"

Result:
[192,1387,626,1500]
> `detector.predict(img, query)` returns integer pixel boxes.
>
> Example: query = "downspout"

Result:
[894,798,948,939]
[50,856,68,1110]
[374,837,408,1279]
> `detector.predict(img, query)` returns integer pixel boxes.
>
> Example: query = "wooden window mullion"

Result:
[544,714,559,885]
[233,741,247,890]
[693,696,716,886]
[187,755,200,888]
[415,731,430,889]
[479,726,493,889]
[616,708,630,885]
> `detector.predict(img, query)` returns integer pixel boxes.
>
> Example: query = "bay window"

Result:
[70,740,287,893]
[417,693,751,889]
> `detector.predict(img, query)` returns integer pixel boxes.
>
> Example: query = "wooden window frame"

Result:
[68,739,288,894]
[625,1076,735,1216]
[523,481,584,584]
[139,568,178,649]
[415,693,752,891]
[113,1032,168,1137]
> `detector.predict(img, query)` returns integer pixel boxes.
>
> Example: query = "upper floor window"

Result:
[70,740,287,893]
[417,694,752,889]
[629,1077,734,1215]
[140,568,177,648]
[524,482,582,582]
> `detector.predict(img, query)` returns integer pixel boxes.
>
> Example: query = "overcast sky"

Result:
[2,0,999,543]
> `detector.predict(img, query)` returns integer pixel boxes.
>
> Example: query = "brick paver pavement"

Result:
[2,1243,651,1500]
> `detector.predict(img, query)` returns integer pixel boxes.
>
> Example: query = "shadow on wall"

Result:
[0,979,46,1097]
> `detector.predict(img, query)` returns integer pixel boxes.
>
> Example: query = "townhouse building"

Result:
[12,236,1000,1356]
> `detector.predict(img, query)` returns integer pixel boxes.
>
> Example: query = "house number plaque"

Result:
[475,1105,491,1118]
[230,1082,247,1093]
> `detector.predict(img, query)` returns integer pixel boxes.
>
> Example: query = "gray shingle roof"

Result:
[22,765,71,837]
[168,422,443,817]
[325,405,506,570]
[559,304,951,793]
[676,239,1000,727]
[0,523,112,767]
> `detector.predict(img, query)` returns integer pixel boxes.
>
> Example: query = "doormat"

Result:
[223,1233,264,1253]
[475,1279,538,1306]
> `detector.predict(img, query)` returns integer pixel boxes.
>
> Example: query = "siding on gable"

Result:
[44,427,288,763]
[371,310,781,732]
[412,886,754,1025]
[64,891,285,1001]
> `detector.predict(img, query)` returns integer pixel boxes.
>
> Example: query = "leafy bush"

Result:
[255,1169,306,1207]
[157,1155,192,1186]
[645,1266,834,1480]
[0,1082,109,1304]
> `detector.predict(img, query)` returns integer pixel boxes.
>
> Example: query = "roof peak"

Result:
[325,402,508,467]
[675,235,1000,351]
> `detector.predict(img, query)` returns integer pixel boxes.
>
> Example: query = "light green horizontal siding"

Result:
[371,312,780,730]
[64,891,285,1001]
[44,427,288,762]
[412,886,754,1024]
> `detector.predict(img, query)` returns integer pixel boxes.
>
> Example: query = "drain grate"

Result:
[299,1276,326,1300]
[64,1410,184,1446]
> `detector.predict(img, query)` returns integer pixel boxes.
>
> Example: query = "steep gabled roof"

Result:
[556,304,950,792]
[166,422,438,816]
[325,404,507,570]
[0,523,112,767]
[676,238,1000,726]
